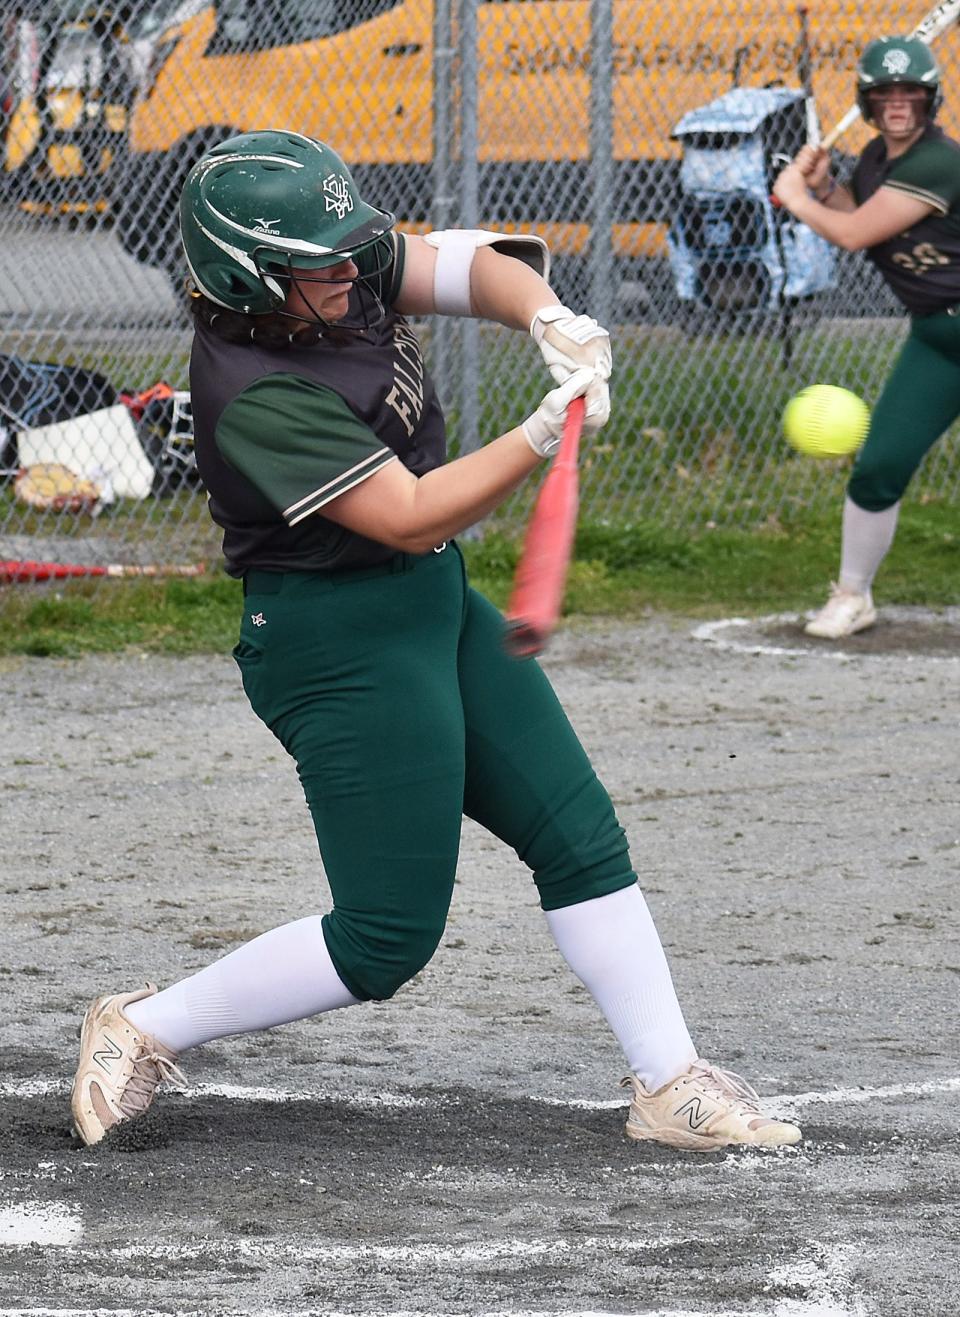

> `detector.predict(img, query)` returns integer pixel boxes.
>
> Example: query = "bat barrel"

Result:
[502,396,585,660]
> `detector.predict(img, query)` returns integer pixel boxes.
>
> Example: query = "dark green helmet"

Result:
[179,129,395,314]
[857,37,942,123]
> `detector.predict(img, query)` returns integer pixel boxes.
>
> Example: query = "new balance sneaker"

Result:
[804,584,877,639]
[70,984,186,1146]
[620,1060,802,1151]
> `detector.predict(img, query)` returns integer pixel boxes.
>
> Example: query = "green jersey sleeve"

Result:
[216,374,396,526]
[885,139,960,215]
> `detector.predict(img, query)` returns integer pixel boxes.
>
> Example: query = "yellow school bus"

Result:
[10,2,960,277]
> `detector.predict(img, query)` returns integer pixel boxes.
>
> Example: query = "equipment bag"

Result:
[667,87,836,313]
[0,354,116,476]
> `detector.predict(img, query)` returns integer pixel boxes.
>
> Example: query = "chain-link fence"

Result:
[1,0,958,581]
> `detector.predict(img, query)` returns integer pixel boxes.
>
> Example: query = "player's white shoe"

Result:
[620,1060,802,1151]
[804,583,877,638]
[70,984,186,1146]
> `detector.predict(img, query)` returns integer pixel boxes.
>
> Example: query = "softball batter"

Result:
[71,130,800,1152]
[775,36,960,639]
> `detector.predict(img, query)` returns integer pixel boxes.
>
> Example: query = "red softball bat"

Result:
[503,395,585,659]
[0,560,207,583]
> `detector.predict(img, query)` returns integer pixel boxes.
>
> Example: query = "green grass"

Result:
[471,500,960,617]
[0,574,242,658]
[2,318,957,655]
[2,503,957,658]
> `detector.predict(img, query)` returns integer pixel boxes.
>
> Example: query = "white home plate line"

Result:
[692,611,960,663]
[1,1074,957,1112]
[691,615,858,662]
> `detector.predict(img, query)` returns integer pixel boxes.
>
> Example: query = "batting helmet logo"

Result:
[882,48,912,75]
[323,174,354,220]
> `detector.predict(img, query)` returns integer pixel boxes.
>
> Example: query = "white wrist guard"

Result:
[423,229,551,316]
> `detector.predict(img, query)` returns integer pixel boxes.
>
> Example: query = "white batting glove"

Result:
[530,304,612,436]
[530,303,612,381]
[522,366,608,459]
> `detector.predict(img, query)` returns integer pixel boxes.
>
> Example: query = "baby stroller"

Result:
[667,86,836,355]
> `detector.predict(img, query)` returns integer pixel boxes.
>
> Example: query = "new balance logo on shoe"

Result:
[674,1095,713,1130]
[92,1034,122,1074]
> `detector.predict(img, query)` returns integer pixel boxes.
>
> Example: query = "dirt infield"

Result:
[1,611,958,1315]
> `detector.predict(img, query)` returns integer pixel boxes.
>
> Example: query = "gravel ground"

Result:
[1,609,958,1315]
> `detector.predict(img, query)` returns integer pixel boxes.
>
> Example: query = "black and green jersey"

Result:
[190,234,448,576]
[853,124,960,315]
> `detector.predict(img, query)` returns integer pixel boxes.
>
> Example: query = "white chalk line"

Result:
[0,1210,866,1315]
[0,1244,869,1317]
[692,615,856,662]
[0,1311,686,1317]
[690,613,853,663]
[3,1235,685,1264]
[0,1310,744,1317]
[0,1231,868,1317]
[1,1073,956,1115]
[0,1310,865,1317]
[769,1074,960,1120]
[692,611,960,663]
[0,1307,864,1317]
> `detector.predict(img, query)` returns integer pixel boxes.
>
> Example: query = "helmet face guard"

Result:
[856,37,942,124]
[179,130,395,325]
[252,223,396,333]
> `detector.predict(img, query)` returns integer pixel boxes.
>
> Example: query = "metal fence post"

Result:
[459,0,480,458]
[431,0,455,408]
[589,0,615,324]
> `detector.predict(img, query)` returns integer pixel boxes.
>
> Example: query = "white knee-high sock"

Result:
[125,915,360,1054]
[545,885,697,1092]
[839,496,900,595]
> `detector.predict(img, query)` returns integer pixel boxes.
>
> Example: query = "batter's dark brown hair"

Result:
[187,291,326,348]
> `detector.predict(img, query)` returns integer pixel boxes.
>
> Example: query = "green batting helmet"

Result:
[179,129,395,314]
[856,37,942,123]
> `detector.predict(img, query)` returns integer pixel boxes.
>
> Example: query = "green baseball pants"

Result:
[234,543,636,1001]
[849,308,960,512]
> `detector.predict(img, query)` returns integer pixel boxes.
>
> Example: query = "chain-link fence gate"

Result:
[1,0,958,581]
